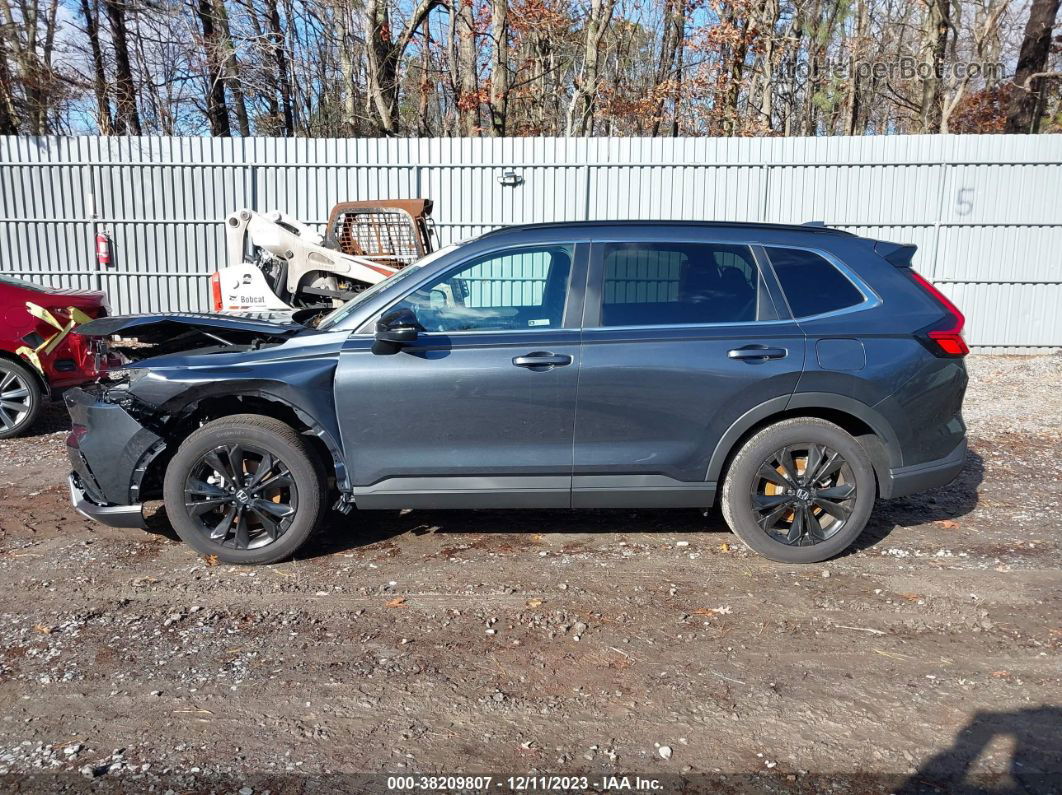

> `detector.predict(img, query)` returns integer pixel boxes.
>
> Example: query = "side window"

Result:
[768,247,865,317]
[598,242,762,327]
[395,244,573,332]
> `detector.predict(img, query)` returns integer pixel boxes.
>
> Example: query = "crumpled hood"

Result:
[75,312,309,345]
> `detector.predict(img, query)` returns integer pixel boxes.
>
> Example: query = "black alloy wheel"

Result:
[751,443,857,546]
[163,414,326,564]
[720,417,876,564]
[183,442,299,550]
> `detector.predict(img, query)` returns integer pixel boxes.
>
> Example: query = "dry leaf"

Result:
[991,670,1010,678]
[692,605,733,617]
[33,624,53,635]
[934,520,960,529]
[899,593,924,602]
[203,554,219,567]
[718,542,731,553]
[386,596,407,608]
[526,598,543,608]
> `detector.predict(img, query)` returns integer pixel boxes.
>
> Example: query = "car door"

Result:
[335,241,586,508]
[572,234,806,508]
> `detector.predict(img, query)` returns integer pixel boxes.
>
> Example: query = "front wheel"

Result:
[163,414,326,564]
[720,418,876,563]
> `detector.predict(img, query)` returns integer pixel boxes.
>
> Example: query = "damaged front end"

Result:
[66,381,166,529]
[66,311,347,529]
[75,312,306,363]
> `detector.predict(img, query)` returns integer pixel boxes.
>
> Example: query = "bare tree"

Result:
[919,0,951,132]
[488,0,509,135]
[78,0,112,133]
[104,0,143,134]
[1006,0,1061,132]
[365,0,441,135]
[567,0,616,136]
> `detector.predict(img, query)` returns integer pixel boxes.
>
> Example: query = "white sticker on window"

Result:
[528,318,550,327]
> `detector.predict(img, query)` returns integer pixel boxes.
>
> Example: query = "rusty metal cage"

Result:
[327,200,432,269]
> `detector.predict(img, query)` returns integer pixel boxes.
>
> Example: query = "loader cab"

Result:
[326,199,435,270]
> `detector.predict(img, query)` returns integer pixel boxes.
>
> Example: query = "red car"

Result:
[0,276,118,438]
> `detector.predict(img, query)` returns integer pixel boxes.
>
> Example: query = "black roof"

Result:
[479,220,853,237]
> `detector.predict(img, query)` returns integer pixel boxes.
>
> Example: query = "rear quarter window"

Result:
[767,247,865,318]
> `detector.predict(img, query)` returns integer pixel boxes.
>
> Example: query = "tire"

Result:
[0,358,43,440]
[720,418,876,564]
[163,414,326,565]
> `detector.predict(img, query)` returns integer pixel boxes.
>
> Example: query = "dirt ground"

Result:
[0,354,1060,794]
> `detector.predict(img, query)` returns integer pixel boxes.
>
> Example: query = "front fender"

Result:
[129,356,349,492]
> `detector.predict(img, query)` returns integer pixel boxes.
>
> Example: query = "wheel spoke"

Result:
[249,506,281,540]
[187,497,231,515]
[0,399,26,412]
[248,453,275,489]
[0,372,14,390]
[228,444,247,482]
[813,496,851,522]
[232,509,250,549]
[804,444,823,484]
[250,497,294,519]
[752,493,789,511]
[202,450,236,488]
[757,463,791,488]
[805,505,827,541]
[187,478,228,499]
[812,451,844,483]
[786,508,804,543]
[758,503,791,531]
[1,387,28,400]
[210,504,238,540]
[817,483,855,501]
[776,447,800,484]
[0,407,14,429]
[250,468,292,495]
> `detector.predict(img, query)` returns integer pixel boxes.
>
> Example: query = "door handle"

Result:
[728,345,788,361]
[512,351,573,369]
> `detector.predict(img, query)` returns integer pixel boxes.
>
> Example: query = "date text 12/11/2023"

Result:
[386,775,664,792]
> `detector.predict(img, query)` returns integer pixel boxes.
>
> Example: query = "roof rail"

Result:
[802,220,826,227]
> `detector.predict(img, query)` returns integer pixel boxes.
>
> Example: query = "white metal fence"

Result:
[1,134,1060,348]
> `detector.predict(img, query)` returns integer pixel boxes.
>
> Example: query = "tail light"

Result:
[210,272,223,311]
[907,269,969,358]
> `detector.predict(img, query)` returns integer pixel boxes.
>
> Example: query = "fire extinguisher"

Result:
[95,230,111,267]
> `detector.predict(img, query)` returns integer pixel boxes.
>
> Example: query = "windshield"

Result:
[317,243,460,330]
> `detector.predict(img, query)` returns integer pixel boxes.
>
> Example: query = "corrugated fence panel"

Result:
[0,134,1060,346]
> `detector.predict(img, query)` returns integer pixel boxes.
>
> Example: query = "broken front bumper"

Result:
[65,386,163,527]
[68,473,146,529]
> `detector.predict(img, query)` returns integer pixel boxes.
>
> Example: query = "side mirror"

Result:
[375,307,421,345]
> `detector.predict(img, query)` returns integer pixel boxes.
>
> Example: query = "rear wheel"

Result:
[163,414,326,564]
[0,359,42,440]
[720,418,876,563]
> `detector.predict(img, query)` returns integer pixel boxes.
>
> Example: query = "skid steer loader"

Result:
[210,199,434,316]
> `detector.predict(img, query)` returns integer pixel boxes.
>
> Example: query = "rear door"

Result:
[572,232,806,507]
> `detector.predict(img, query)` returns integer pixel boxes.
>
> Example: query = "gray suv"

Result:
[66,221,968,565]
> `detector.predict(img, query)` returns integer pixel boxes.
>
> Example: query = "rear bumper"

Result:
[68,473,145,529]
[883,437,967,499]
